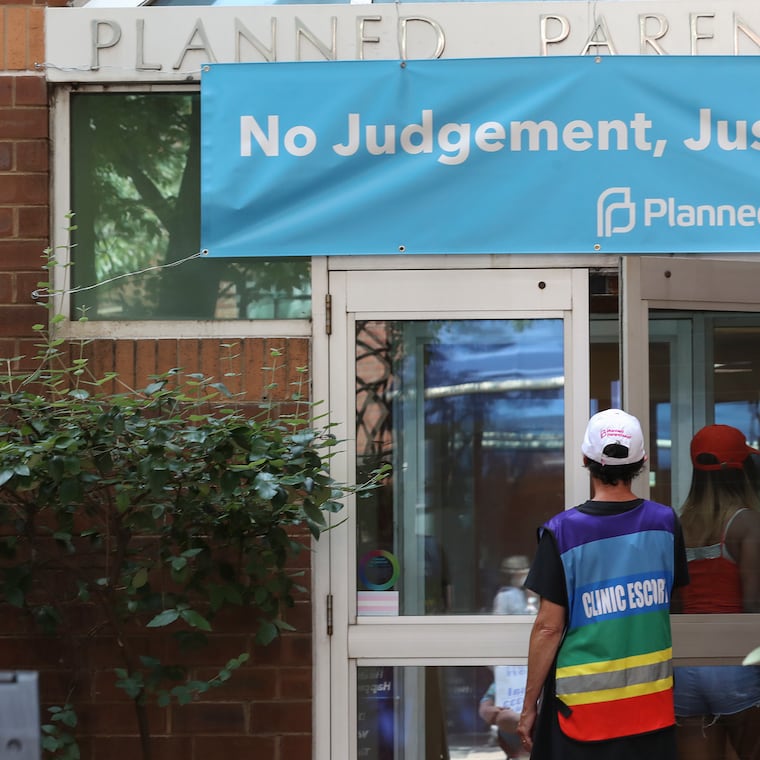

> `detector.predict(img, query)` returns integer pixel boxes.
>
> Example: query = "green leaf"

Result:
[255,620,279,646]
[4,586,24,608]
[180,609,212,631]
[253,472,279,499]
[146,609,181,628]
[131,567,149,590]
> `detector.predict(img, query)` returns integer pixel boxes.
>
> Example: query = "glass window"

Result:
[69,92,310,320]
[357,665,529,760]
[355,319,565,616]
[649,312,760,515]
[360,664,760,756]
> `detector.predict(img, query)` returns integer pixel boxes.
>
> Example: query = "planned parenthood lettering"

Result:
[201,57,760,257]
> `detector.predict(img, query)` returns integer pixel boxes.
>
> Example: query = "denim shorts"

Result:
[674,665,760,716]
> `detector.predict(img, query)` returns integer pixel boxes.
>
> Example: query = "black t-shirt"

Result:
[524,498,689,760]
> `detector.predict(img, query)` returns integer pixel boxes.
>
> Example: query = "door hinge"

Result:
[325,293,332,336]
[326,593,334,636]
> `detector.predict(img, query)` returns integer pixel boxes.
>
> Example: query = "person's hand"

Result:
[494,707,520,734]
[517,704,537,754]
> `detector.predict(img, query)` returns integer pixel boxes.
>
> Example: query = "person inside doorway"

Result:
[481,554,537,756]
[674,424,760,760]
[493,554,538,615]
[479,679,530,759]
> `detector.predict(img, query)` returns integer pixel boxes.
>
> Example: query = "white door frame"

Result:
[313,261,591,760]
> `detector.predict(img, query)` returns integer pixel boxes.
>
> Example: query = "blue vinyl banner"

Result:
[201,56,760,257]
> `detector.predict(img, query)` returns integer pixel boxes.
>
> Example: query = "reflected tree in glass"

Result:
[70,93,310,320]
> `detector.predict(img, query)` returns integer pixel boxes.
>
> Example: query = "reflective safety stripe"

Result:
[556,647,673,700]
[558,674,673,706]
[556,646,672,680]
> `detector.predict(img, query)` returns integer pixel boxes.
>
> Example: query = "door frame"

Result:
[622,254,760,674]
[313,260,593,760]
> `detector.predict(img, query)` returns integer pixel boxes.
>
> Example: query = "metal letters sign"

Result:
[201,56,760,256]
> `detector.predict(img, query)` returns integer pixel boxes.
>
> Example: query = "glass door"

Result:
[323,268,590,760]
[623,256,760,759]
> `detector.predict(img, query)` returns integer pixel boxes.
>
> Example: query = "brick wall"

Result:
[0,2,50,355]
[0,3,316,758]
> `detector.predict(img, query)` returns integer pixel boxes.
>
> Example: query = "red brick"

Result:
[77,701,168,735]
[282,600,312,632]
[38,669,90,705]
[202,603,260,633]
[0,603,34,634]
[0,636,69,670]
[279,667,312,700]
[263,634,312,667]
[134,339,157,389]
[156,339,179,380]
[0,304,43,336]
[93,736,194,760]
[163,634,250,668]
[0,79,10,107]
[200,337,222,385]
[195,735,277,758]
[0,339,16,360]
[16,140,47,171]
[250,699,311,734]
[0,272,14,302]
[18,204,47,237]
[281,733,313,757]
[28,8,44,68]
[0,142,12,170]
[0,108,47,139]
[15,269,45,303]
[243,338,266,401]
[176,339,200,378]
[171,702,246,735]
[12,338,40,369]
[0,239,48,268]
[197,666,277,702]
[0,207,13,237]
[0,173,46,204]
[5,8,29,71]
[14,75,46,106]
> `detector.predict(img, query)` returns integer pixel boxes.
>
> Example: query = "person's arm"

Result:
[479,697,521,734]
[479,696,500,726]
[494,707,520,735]
[517,597,565,754]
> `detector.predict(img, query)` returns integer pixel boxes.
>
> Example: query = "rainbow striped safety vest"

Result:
[543,500,677,742]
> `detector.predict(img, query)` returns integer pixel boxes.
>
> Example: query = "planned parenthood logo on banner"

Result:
[201,57,760,257]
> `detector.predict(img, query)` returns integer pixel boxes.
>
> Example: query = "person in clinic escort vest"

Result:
[516,408,689,760]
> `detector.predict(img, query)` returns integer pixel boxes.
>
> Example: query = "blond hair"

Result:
[680,462,760,546]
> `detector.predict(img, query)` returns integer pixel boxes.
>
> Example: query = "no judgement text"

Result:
[239,108,757,165]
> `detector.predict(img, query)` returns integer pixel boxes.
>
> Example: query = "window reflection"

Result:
[358,665,518,760]
[69,92,310,320]
[358,665,533,760]
[355,319,565,616]
[647,312,760,760]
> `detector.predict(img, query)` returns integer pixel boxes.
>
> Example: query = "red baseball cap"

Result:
[690,424,760,471]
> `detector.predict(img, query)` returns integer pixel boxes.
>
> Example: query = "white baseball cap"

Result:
[581,409,646,466]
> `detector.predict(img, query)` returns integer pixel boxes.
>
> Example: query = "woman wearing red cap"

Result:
[675,424,760,760]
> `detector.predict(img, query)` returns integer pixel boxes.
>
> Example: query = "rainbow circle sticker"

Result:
[358,550,399,591]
